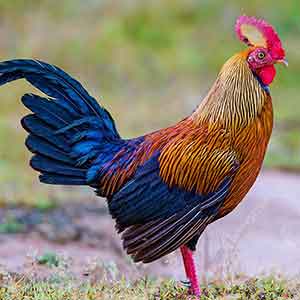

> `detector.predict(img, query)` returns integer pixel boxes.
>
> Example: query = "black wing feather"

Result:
[109,153,238,263]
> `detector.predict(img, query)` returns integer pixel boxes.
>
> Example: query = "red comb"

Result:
[235,15,285,59]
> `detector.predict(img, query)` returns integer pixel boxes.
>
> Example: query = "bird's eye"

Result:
[257,51,265,59]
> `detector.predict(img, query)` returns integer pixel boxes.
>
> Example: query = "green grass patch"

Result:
[37,251,61,268]
[0,216,25,234]
[0,274,298,299]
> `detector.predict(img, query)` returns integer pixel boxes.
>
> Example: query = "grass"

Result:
[0,216,25,233]
[37,251,61,268]
[0,273,298,299]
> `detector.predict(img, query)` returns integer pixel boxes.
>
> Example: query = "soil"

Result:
[0,170,299,283]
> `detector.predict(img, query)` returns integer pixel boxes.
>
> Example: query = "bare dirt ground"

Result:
[0,170,299,283]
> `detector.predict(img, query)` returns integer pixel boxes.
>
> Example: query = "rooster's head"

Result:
[235,15,287,86]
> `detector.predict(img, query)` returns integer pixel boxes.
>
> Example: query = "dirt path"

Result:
[0,170,299,282]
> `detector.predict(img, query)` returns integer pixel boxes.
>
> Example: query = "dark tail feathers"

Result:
[0,59,120,186]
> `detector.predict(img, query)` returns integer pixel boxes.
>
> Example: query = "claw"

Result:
[180,279,191,288]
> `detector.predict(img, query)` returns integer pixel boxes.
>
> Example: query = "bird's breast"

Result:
[218,96,273,217]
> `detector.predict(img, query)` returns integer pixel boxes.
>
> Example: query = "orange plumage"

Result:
[0,15,287,297]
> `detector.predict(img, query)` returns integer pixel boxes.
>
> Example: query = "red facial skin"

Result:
[235,16,286,87]
[247,47,277,85]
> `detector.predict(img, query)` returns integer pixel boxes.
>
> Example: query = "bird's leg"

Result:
[180,245,201,297]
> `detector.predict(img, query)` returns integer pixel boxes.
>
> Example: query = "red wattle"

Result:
[257,65,276,85]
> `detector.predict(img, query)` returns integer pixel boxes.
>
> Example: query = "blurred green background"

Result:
[0,0,299,205]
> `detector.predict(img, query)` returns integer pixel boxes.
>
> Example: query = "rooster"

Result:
[0,16,287,297]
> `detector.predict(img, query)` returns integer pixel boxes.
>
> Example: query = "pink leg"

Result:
[180,246,201,297]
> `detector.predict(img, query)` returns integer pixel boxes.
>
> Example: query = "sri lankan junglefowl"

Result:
[0,15,287,297]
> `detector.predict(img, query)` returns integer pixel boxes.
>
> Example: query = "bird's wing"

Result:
[109,135,239,263]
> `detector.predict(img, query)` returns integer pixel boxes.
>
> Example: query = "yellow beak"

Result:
[276,58,288,67]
